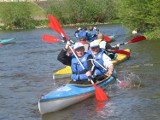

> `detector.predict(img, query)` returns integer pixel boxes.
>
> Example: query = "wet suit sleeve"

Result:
[106,43,119,50]
[105,43,114,49]
[74,30,80,38]
[87,55,94,71]
[57,48,72,66]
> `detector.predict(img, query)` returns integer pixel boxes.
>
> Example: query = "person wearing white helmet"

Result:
[89,40,114,80]
[95,33,119,59]
[57,41,94,84]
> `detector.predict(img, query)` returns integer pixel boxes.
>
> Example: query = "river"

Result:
[0,24,160,120]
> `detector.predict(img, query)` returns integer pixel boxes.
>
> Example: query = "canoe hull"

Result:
[38,74,116,114]
[38,92,93,114]
[0,38,15,45]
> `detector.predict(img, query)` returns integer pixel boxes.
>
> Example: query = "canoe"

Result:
[0,38,15,45]
[54,49,130,75]
[38,71,116,114]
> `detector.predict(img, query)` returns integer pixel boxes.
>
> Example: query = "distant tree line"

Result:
[0,0,159,39]
[47,0,117,24]
[47,0,160,39]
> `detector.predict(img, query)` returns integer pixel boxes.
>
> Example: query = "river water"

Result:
[0,24,159,120]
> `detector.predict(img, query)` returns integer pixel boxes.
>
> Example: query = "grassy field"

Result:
[0,2,46,19]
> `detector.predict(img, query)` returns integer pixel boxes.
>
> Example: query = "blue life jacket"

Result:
[71,53,90,81]
[78,30,87,38]
[92,49,107,75]
[88,30,97,41]
[78,30,90,42]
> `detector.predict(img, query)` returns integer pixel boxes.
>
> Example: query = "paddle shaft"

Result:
[119,42,129,46]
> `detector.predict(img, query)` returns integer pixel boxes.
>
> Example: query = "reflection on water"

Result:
[0,26,160,120]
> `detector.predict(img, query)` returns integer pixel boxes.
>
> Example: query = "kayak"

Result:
[54,49,130,75]
[38,71,116,114]
[0,38,15,45]
[112,49,130,65]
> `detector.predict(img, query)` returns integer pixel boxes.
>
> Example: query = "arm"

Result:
[57,42,72,66]
[106,42,119,50]
[102,53,114,75]
[105,43,114,50]
[74,30,79,38]
[107,64,113,75]
[85,55,94,77]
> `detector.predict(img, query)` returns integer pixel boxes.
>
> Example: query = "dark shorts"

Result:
[69,80,92,84]
[69,74,107,84]
[93,74,107,81]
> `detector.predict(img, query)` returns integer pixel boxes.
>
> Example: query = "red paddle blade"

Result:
[104,35,111,42]
[96,101,106,111]
[42,34,63,43]
[48,22,61,35]
[48,15,69,40]
[93,84,109,101]
[128,36,146,44]
[109,49,130,57]
[0,44,3,46]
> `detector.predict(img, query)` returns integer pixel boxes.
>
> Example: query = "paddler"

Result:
[89,40,114,81]
[95,33,120,59]
[57,41,94,84]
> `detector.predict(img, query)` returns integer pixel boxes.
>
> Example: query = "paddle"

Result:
[108,49,130,57]
[118,35,146,46]
[42,34,64,43]
[47,15,109,101]
[104,35,111,42]
[109,36,147,57]
[48,15,69,40]
[0,44,3,47]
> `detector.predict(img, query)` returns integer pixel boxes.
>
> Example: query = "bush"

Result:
[47,0,117,24]
[1,3,35,30]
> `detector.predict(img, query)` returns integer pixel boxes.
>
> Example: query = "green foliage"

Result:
[144,29,160,40]
[1,3,35,30]
[116,0,160,33]
[47,0,117,24]
[47,0,66,24]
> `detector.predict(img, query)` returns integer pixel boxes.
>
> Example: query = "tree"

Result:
[116,0,160,33]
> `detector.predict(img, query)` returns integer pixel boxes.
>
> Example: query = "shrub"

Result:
[1,3,35,30]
